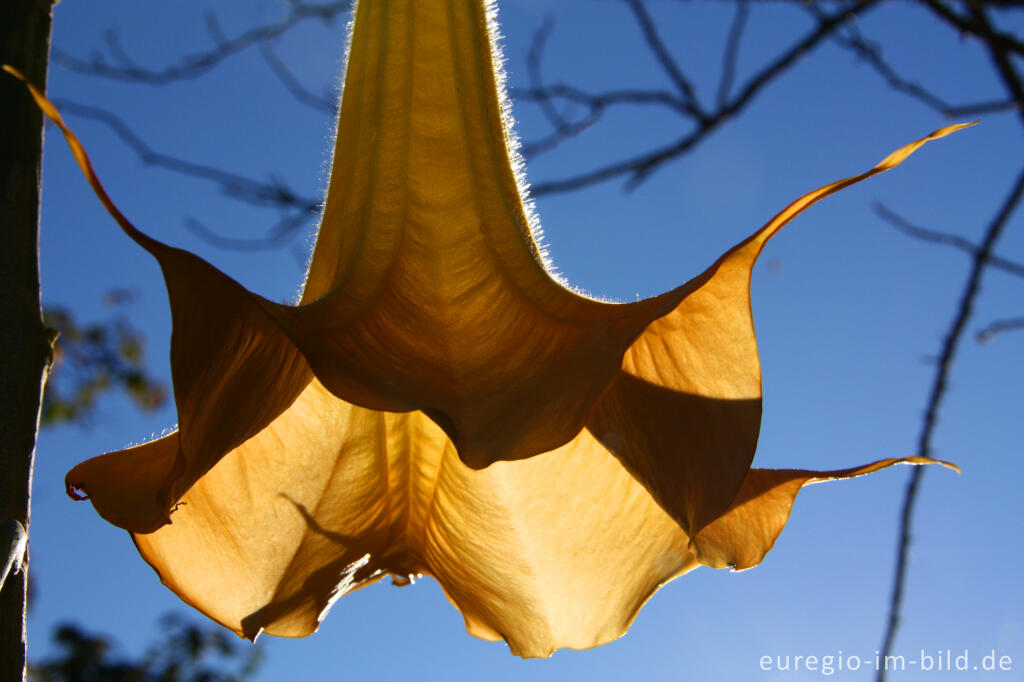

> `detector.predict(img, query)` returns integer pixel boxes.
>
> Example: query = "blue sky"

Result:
[29,1,1023,680]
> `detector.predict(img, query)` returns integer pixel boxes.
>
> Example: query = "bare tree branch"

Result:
[921,0,1024,60]
[184,212,314,252]
[966,2,1024,129]
[516,84,691,117]
[622,0,705,117]
[50,0,880,201]
[49,98,320,248]
[531,0,879,195]
[875,203,1024,278]
[519,109,601,159]
[52,1,352,84]
[977,317,1024,343]
[514,83,688,158]
[514,18,613,158]
[203,11,230,47]
[716,0,750,109]
[525,17,567,131]
[52,99,319,211]
[515,9,702,160]
[875,8,1024,678]
[260,41,336,115]
[827,17,1019,118]
[877,164,1024,682]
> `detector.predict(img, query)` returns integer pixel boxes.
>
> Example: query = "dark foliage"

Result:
[31,614,262,682]
[40,290,167,428]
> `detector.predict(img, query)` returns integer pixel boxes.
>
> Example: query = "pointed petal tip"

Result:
[899,455,961,475]
[2,64,25,80]
[806,455,961,483]
[874,121,976,172]
[928,121,979,139]
[690,455,959,572]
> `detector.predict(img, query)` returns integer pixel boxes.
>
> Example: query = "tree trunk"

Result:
[1,0,57,679]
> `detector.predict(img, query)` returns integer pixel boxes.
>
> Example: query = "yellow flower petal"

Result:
[122,383,699,656]
[693,457,960,571]
[77,381,952,655]
[588,120,972,537]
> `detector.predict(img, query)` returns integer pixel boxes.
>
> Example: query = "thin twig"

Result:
[50,98,320,214]
[184,212,315,251]
[516,84,690,116]
[877,165,1024,682]
[875,203,1024,278]
[716,0,750,109]
[828,19,1019,118]
[519,111,602,158]
[723,0,878,120]
[878,7,1024,676]
[513,83,690,158]
[622,0,705,118]
[260,42,337,114]
[532,0,879,195]
[966,2,1024,129]
[525,17,567,131]
[49,99,320,249]
[52,1,352,84]
[977,317,1024,343]
[921,0,1024,59]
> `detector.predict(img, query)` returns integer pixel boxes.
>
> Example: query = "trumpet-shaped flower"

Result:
[14,0,964,658]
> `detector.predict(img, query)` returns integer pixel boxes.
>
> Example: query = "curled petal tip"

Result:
[907,456,961,475]
[65,481,89,501]
[2,64,25,80]
[873,121,975,172]
[934,120,979,136]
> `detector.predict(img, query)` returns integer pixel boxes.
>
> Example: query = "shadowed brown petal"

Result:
[7,0,966,659]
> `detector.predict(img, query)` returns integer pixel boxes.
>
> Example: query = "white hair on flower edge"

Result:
[482,0,565,286]
[300,0,584,298]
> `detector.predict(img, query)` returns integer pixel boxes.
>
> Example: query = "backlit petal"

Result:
[6,0,968,658]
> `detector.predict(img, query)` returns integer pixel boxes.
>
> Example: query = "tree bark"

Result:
[1,0,57,679]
